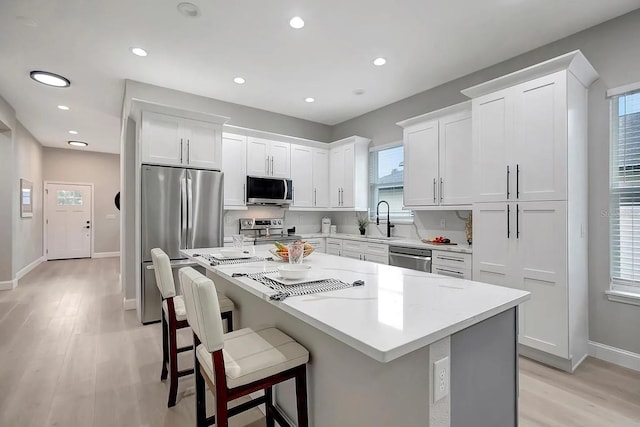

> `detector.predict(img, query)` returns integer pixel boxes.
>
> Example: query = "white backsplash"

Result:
[224,207,471,244]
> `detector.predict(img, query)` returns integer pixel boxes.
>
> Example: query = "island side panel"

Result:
[208,270,432,427]
[450,308,518,427]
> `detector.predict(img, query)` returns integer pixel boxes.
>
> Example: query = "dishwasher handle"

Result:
[390,252,432,262]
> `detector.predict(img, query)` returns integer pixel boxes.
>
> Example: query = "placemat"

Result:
[194,253,272,266]
[232,271,364,301]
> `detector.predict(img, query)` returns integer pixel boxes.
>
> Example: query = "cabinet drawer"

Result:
[326,238,342,248]
[365,243,388,257]
[433,266,472,280]
[342,240,365,252]
[364,253,389,265]
[432,250,472,269]
[305,238,326,254]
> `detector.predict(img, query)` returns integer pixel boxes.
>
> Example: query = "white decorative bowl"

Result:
[278,264,312,280]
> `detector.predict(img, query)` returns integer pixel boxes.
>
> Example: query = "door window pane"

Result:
[57,190,83,206]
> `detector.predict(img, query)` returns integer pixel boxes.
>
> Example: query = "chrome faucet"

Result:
[376,200,395,238]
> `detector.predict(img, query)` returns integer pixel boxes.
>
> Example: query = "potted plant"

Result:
[357,215,369,236]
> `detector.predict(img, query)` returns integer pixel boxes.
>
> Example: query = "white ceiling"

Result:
[0,0,639,154]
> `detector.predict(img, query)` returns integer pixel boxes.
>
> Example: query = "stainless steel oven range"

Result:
[239,217,302,245]
[388,245,432,273]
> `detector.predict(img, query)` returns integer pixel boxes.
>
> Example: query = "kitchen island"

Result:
[181,248,529,427]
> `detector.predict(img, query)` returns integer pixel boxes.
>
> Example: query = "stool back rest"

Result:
[151,248,176,299]
[180,267,225,353]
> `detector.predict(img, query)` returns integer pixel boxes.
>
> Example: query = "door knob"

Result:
[85,226,90,229]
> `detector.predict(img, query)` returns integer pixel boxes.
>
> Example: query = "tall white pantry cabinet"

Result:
[462,51,599,372]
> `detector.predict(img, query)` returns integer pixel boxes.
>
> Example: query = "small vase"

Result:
[359,228,366,236]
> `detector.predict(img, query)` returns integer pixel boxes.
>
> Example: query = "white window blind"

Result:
[369,145,411,220]
[610,89,640,293]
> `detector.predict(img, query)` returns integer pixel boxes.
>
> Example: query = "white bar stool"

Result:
[179,267,309,427]
[151,248,235,407]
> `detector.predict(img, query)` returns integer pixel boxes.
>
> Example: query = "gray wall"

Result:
[125,80,333,142]
[14,122,43,272]
[332,10,640,354]
[43,148,120,254]
[0,95,16,284]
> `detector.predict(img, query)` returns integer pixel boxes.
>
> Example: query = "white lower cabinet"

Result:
[340,240,389,264]
[326,238,342,256]
[432,250,472,280]
[304,237,326,254]
[473,200,580,368]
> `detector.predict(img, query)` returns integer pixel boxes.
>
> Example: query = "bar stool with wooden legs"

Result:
[179,267,310,427]
[151,248,235,408]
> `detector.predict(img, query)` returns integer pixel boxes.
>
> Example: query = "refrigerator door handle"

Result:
[181,176,188,249]
[186,176,193,249]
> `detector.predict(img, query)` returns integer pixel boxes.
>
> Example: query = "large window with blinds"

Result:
[610,89,640,295]
[369,145,411,220]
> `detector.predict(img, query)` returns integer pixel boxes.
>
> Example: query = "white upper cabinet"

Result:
[397,102,472,209]
[403,120,439,206]
[469,71,570,203]
[312,148,329,208]
[291,145,313,207]
[513,72,567,202]
[329,137,370,210]
[222,133,247,207]
[140,111,223,170]
[246,137,290,178]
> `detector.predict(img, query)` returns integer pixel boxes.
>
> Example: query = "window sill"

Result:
[605,290,640,307]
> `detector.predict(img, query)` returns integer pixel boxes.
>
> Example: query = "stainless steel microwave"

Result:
[246,176,293,205]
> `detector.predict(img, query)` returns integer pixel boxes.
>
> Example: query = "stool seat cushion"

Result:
[164,293,234,322]
[196,327,309,389]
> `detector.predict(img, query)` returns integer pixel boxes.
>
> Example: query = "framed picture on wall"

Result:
[20,178,33,218]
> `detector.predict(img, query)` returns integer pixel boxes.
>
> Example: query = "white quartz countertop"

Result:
[182,248,526,362]
[300,233,473,254]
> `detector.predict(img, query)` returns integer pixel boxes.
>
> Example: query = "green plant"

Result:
[357,215,369,229]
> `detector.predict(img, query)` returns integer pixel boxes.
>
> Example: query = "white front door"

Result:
[47,183,92,260]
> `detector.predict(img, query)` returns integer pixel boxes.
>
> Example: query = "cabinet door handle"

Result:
[180,139,183,163]
[187,139,190,164]
[516,164,520,199]
[440,178,443,203]
[507,204,511,238]
[271,156,274,176]
[437,256,464,262]
[266,156,269,175]
[433,178,437,204]
[314,188,317,206]
[506,165,510,199]
[243,184,246,203]
[516,203,520,239]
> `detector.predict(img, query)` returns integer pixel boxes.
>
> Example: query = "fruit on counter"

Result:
[429,236,451,244]
[274,241,287,250]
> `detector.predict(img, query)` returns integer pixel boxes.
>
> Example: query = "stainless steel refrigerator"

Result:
[140,165,223,324]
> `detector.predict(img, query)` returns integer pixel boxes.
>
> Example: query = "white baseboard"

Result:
[16,256,46,280]
[93,251,120,258]
[123,297,136,311]
[0,279,17,291]
[588,341,640,372]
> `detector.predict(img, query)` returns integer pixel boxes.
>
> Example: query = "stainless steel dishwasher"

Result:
[388,245,432,272]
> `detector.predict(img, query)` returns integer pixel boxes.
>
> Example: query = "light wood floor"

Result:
[0,258,638,427]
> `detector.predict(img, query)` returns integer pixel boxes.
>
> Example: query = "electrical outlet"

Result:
[440,218,446,229]
[433,356,450,402]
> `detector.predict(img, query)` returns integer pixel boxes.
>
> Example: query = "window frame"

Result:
[368,142,413,224]
[608,84,640,301]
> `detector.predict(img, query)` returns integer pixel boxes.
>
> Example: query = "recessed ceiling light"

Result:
[373,57,387,66]
[57,105,70,111]
[305,97,315,103]
[68,130,78,135]
[353,89,365,96]
[131,47,148,57]
[29,71,70,88]
[68,141,88,147]
[233,77,246,84]
[177,2,201,17]
[289,16,305,29]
